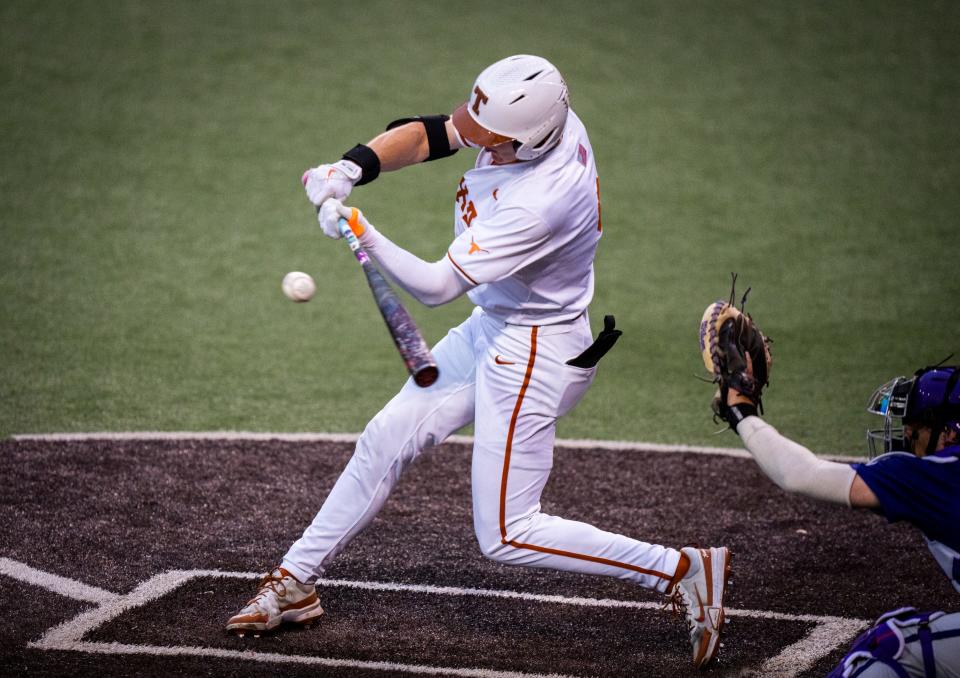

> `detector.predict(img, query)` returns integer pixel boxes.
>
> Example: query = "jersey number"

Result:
[457,176,478,227]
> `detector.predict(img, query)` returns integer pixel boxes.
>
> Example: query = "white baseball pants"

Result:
[282,307,681,593]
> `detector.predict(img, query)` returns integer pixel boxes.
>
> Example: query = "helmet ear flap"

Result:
[514,124,563,161]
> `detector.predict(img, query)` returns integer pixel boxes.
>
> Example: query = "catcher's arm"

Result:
[700,280,873,508]
[735,417,859,506]
[727,366,878,508]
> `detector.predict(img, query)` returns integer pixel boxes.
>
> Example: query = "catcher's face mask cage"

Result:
[866,376,914,457]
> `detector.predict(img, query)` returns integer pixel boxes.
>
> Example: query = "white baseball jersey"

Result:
[446,110,601,325]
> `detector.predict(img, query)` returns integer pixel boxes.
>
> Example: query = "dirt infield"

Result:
[0,438,952,677]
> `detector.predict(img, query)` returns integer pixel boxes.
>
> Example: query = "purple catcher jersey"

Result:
[852,444,960,592]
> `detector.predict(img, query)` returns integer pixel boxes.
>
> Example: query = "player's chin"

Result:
[490,152,519,166]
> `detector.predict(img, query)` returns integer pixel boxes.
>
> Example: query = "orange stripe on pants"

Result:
[498,326,538,542]
[497,325,672,582]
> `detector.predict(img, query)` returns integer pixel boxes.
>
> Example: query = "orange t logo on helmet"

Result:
[471,86,489,115]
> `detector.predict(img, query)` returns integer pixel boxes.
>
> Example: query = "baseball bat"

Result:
[336,216,439,388]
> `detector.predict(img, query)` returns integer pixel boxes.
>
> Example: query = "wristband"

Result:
[724,403,758,433]
[342,144,381,186]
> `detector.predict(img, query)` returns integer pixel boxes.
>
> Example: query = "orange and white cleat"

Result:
[668,546,731,668]
[226,567,324,635]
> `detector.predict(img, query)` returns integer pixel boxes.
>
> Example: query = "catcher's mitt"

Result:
[698,274,772,429]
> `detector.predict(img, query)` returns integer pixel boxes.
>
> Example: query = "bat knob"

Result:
[413,365,439,388]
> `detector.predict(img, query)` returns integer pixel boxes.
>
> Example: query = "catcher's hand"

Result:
[698,275,772,430]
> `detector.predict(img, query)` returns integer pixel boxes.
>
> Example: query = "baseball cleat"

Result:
[226,567,324,634]
[669,546,731,669]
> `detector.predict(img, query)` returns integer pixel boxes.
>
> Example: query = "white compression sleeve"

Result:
[358,227,470,307]
[736,417,857,507]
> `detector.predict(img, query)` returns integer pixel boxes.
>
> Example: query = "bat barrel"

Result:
[334,214,439,388]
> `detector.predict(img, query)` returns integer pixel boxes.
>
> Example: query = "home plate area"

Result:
[0,436,953,676]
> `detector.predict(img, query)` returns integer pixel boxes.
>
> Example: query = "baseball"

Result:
[282,271,316,302]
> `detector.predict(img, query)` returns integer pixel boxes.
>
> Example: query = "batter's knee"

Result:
[355,401,429,464]
[348,417,417,484]
[473,514,532,564]
[475,535,513,563]
[473,515,507,561]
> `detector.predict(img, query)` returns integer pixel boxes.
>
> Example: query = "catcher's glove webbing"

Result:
[699,274,772,431]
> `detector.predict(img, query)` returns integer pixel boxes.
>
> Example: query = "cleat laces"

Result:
[666,585,696,636]
[246,571,288,607]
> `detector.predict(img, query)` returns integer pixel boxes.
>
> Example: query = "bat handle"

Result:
[336,216,354,241]
[337,216,369,263]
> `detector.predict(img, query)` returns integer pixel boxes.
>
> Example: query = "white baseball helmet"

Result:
[452,55,569,161]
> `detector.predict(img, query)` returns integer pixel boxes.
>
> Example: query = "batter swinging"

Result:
[227,54,730,669]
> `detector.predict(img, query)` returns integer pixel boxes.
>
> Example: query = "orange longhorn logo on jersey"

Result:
[468,236,488,255]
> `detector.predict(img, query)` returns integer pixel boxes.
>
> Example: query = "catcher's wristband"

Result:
[724,403,758,432]
[342,143,381,186]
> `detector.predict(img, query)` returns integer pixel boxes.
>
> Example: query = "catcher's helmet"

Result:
[452,55,569,161]
[866,364,960,457]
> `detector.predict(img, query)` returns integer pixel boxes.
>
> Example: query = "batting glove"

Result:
[302,159,362,207]
[318,198,373,240]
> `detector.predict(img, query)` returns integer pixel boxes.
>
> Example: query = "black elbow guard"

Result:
[386,114,459,162]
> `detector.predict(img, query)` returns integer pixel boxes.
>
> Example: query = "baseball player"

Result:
[719,361,960,676]
[226,55,730,668]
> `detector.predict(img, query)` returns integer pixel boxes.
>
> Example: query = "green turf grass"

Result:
[2,1,958,454]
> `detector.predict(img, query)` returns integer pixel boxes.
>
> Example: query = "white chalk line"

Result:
[9,431,865,462]
[0,557,117,605]
[54,642,574,678]
[759,617,868,676]
[0,558,867,677]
